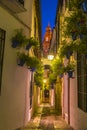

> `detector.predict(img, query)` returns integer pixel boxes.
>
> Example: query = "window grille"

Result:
[77,54,87,112]
[0,28,6,95]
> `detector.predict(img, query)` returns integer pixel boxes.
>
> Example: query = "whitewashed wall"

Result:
[0,3,32,129]
[70,77,87,130]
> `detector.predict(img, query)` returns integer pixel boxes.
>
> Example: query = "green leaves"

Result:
[62,4,87,56]
[52,58,64,76]
[17,53,41,69]
[63,62,75,73]
[12,29,39,48]
[34,65,44,87]
[69,0,85,10]
[11,29,27,47]
[63,9,87,37]
[26,56,41,69]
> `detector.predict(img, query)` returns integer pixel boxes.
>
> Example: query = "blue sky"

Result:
[41,0,58,40]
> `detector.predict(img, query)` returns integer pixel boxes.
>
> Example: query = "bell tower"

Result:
[42,24,52,57]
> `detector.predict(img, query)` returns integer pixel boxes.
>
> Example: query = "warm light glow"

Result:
[50,89,54,107]
[48,54,54,60]
[43,79,47,83]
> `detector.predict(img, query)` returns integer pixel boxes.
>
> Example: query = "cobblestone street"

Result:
[21,104,74,130]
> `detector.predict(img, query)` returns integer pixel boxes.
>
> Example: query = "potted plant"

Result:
[49,73,57,85]
[26,56,40,71]
[17,53,27,66]
[52,58,64,77]
[63,9,86,40]
[25,37,39,50]
[63,62,76,78]
[11,29,27,48]
[73,38,87,54]
[69,0,84,10]
[34,65,44,87]
[81,0,87,13]
[59,40,75,59]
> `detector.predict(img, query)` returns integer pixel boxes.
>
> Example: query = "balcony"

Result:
[0,0,26,13]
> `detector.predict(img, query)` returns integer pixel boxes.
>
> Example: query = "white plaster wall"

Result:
[63,74,69,123]
[70,76,87,130]
[0,7,31,130]
[50,89,55,107]
[18,0,33,34]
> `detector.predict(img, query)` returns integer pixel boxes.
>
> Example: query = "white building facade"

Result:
[0,0,41,130]
[55,0,87,130]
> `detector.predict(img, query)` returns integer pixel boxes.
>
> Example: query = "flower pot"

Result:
[30,68,36,72]
[17,58,25,66]
[25,44,32,50]
[68,70,73,78]
[81,0,87,13]
[59,74,63,78]
[71,32,77,40]
[12,40,19,48]
[66,51,73,59]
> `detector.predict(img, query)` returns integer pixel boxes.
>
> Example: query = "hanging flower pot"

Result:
[63,61,75,78]
[81,0,87,13]
[12,40,20,48]
[26,56,40,70]
[25,37,39,50]
[17,58,25,66]
[17,53,27,66]
[11,29,27,48]
[59,74,63,78]
[30,67,36,72]
[66,50,73,59]
[68,70,74,78]
[71,32,77,40]
[59,40,74,59]
[25,44,32,50]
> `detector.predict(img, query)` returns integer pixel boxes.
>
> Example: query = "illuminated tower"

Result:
[42,24,52,57]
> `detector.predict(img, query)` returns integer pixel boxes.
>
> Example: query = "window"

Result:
[0,28,5,95]
[77,54,87,112]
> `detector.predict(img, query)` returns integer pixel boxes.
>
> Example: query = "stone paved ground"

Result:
[21,103,74,130]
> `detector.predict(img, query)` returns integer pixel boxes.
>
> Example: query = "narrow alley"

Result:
[21,103,74,130]
[1,0,87,130]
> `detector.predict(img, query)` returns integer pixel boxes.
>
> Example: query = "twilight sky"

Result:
[41,0,58,40]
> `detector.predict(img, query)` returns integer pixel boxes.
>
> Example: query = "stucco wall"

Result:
[62,74,69,123]
[0,6,31,130]
[70,76,87,130]
[18,0,33,33]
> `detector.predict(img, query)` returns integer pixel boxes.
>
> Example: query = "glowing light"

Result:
[43,79,47,83]
[48,54,54,60]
